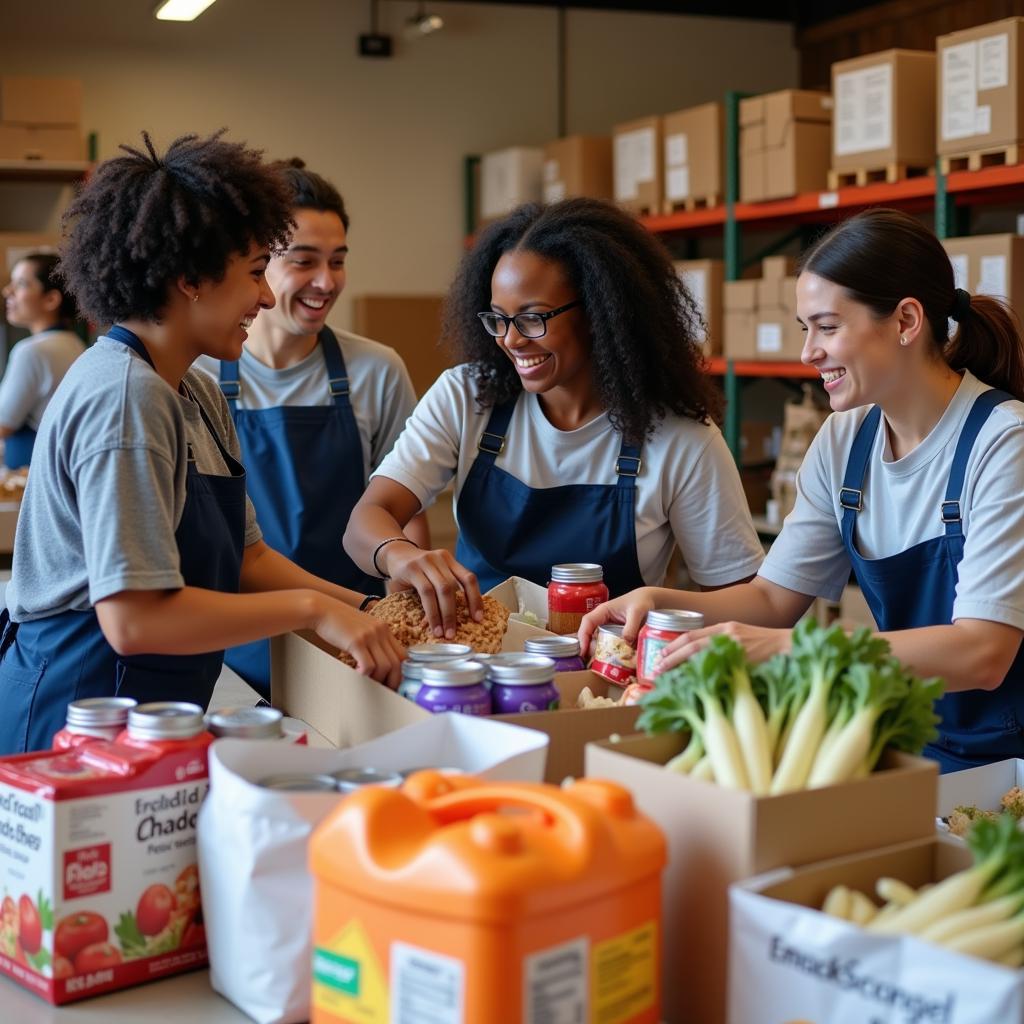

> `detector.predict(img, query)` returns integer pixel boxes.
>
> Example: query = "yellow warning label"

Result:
[591,920,657,1024]
[312,918,389,1023]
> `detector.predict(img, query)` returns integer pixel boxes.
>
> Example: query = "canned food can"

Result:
[487,654,561,714]
[127,702,207,742]
[332,767,404,792]
[524,635,586,673]
[258,772,339,792]
[207,705,284,739]
[54,697,138,748]
[589,625,637,686]
[415,660,492,716]
[547,563,609,636]
[636,610,705,684]
[407,643,474,662]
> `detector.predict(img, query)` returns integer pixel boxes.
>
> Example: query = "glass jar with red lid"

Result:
[547,563,608,636]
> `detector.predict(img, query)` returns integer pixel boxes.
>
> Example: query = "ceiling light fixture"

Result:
[154,0,218,22]
[404,2,444,39]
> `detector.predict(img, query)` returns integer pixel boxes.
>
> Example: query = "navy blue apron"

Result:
[4,424,35,469]
[218,328,383,695]
[0,325,247,754]
[454,398,647,596]
[840,389,1024,772]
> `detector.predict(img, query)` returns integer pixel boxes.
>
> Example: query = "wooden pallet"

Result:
[662,193,722,216]
[827,163,932,190]
[940,144,1021,174]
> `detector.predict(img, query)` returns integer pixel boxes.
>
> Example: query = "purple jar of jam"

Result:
[415,660,492,716]
[400,643,474,701]
[487,654,560,714]
[524,635,586,673]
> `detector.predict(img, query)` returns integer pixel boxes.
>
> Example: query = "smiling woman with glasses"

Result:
[343,197,764,639]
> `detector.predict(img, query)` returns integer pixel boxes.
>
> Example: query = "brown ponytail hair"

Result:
[801,208,1024,400]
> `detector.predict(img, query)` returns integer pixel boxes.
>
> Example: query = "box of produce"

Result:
[938,758,1024,838]
[585,621,940,1024]
[730,817,1024,1022]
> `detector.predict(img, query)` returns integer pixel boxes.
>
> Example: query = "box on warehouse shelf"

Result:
[830,49,936,185]
[938,17,1024,168]
[937,757,1024,840]
[613,114,662,215]
[723,278,758,360]
[673,257,723,358]
[0,76,81,126]
[661,101,723,212]
[941,233,1024,314]
[729,835,1023,1023]
[478,146,544,225]
[740,89,832,203]
[0,124,85,162]
[541,134,613,203]
[585,732,938,1024]
[724,255,801,361]
[200,715,548,1024]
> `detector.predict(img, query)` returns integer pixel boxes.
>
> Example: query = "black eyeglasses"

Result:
[477,300,582,339]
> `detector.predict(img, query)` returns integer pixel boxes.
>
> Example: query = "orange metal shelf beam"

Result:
[706,358,819,379]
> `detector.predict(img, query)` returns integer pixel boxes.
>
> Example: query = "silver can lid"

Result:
[398,766,464,778]
[487,653,556,685]
[401,660,426,681]
[207,705,284,739]
[332,767,404,792]
[646,609,705,632]
[597,624,626,638]
[524,635,582,659]
[550,563,604,584]
[406,643,474,662]
[128,702,206,741]
[258,772,339,792]
[420,659,488,687]
[66,697,137,729]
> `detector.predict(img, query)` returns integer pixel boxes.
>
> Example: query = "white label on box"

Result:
[978,32,1009,90]
[614,132,639,200]
[818,191,840,208]
[543,180,567,204]
[391,942,463,1024]
[678,268,708,343]
[978,254,1008,300]
[835,63,892,156]
[942,41,979,141]
[757,323,783,354]
[543,158,559,183]
[524,937,589,1023]
[634,127,655,182]
[975,104,992,135]
[665,132,687,167]
[666,165,690,201]
[949,253,969,290]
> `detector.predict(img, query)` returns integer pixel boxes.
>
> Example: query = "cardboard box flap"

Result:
[739,95,764,126]
[937,757,1024,819]
[765,90,832,149]
[724,279,758,312]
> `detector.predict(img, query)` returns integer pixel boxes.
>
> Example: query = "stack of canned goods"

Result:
[258,766,458,791]
[398,642,474,701]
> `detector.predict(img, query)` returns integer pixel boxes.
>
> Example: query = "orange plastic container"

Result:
[309,771,666,1024]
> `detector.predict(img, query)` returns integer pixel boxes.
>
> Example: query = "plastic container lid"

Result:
[128,702,206,741]
[207,705,284,739]
[550,563,604,584]
[420,660,488,687]
[524,636,582,659]
[407,643,474,662]
[486,654,557,685]
[645,609,705,632]
[66,697,137,729]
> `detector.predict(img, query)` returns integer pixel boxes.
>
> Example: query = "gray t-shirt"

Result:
[194,328,417,480]
[0,328,85,432]
[7,337,262,622]
[760,370,1024,630]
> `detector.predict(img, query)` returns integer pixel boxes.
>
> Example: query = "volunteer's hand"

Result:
[382,543,484,639]
[653,621,791,673]
[578,587,658,657]
[311,596,405,689]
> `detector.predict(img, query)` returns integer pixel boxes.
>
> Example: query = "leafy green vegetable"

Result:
[114,911,147,959]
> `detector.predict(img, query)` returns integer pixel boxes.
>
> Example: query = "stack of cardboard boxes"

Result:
[723,255,800,361]
[942,232,1024,315]
[661,102,723,212]
[612,114,662,216]
[541,135,612,204]
[0,76,85,163]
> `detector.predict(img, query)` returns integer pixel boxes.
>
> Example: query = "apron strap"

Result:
[838,405,881,542]
[218,359,241,410]
[107,324,155,367]
[615,440,642,489]
[318,328,352,408]
[475,400,516,465]
[941,388,1013,537]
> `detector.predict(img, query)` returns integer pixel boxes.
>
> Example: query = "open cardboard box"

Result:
[729,835,1024,1022]
[937,757,1024,838]
[585,732,938,1024]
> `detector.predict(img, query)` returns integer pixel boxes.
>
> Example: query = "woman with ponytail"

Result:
[581,208,1024,771]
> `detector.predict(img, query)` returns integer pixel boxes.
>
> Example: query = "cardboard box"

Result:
[729,836,1022,1023]
[674,257,723,357]
[832,49,937,173]
[351,294,450,397]
[939,17,1024,156]
[585,733,938,1024]
[739,420,778,466]
[542,134,613,203]
[723,279,758,360]
[755,277,802,359]
[725,257,802,361]
[0,232,59,283]
[740,89,832,202]
[0,123,84,162]
[662,101,723,210]
[937,757,1024,833]
[613,114,662,214]
[942,233,1024,315]
[0,76,81,125]
[479,146,543,222]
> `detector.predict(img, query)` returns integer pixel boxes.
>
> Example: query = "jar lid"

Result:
[487,653,556,685]
[332,767,404,792]
[258,772,339,792]
[407,643,474,662]
[401,661,426,681]
[525,635,581,659]
[420,659,488,687]
[128,702,206,740]
[207,705,284,739]
[66,697,137,728]
[646,609,705,632]
[597,624,625,638]
[550,563,604,583]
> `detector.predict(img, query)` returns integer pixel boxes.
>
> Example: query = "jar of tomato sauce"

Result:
[116,701,214,756]
[547,563,608,635]
[52,697,138,749]
[636,610,705,684]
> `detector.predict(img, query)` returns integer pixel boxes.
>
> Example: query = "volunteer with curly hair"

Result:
[0,132,404,755]
[194,160,426,695]
[0,252,85,467]
[344,197,763,639]
[580,208,1024,771]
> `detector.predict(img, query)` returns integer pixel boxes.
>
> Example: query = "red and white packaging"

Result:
[590,624,638,685]
[0,728,211,1004]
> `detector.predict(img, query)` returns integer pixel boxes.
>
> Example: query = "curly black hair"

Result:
[442,198,720,444]
[273,157,349,229]
[60,131,294,324]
